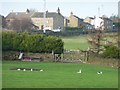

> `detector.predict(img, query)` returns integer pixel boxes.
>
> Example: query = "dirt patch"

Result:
[10,68,43,71]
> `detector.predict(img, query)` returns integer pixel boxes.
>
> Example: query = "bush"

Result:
[102,45,120,59]
[65,27,83,30]
[2,31,64,54]
[2,31,16,51]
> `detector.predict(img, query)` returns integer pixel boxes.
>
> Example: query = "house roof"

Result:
[6,11,65,19]
[100,17,112,21]
[89,17,95,19]
[6,12,32,19]
[0,14,4,18]
[0,14,2,17]
[31,12,64,18]
[85,17,95,20]
[72,15,83,21]
[84,22,93,26]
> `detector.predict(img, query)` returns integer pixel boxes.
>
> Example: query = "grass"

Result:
[62,35,90,50]
[62,32,118,50]
[2,61,118,88]
[2,33,118,88]
[0,61,2,89]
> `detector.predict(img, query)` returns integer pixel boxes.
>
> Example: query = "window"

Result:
[46,20,49,23]
[67,20,70,24]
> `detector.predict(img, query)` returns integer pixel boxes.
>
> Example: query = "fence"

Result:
[2,50,89,63]
[60,50,89,63]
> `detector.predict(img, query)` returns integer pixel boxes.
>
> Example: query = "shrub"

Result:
[102,45,120,59]
[65,27,83,30]
[2,31,16,51]
[2,31,64,54]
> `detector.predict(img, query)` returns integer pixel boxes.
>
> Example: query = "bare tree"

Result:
[87,18,118,54]
[88,28,104,54]
[9,17,34,32]
[0,15,6,29]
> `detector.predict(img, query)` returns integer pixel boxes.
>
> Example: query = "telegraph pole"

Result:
[98,7,100,17]
[43,0,46,33]
[118,1,120,59]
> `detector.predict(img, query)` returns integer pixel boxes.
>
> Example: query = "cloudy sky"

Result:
[0,0,119,18]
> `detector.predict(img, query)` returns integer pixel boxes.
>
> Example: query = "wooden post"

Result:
[86,51,89,61]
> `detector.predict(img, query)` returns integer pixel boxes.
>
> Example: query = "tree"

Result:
[110,14,119,23]
[8,17,33,32]
[88,30,103,54]
[87,20,105,54]
[0,15,6,28]
[29,8,38,13]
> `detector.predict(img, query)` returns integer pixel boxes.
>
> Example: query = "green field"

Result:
[2,33,118,88]
[2,61,118,88]
[62,35,90,50]
[62,33,118,50]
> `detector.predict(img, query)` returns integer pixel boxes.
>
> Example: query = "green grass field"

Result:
[62,33,118,50]
[62,35,90,50]
[2,61,118,88]
[2,33,118,88]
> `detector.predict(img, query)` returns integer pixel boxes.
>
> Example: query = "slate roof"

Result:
[31,12,64,18]
[6,12,33,19]
[85,17,95,20]
[101,17,112,21]
[84,22,93,26]
[73,15,83,21]
[6,12,64,19]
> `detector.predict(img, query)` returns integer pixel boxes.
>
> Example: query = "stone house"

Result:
[101,16,113,31]
[84,17,95,25]
[84,16,113,31]
[5,10,39,30]
[65,12,85,28]
[83,22,94,31]
[31,9,64,30]
[6,8,65,31]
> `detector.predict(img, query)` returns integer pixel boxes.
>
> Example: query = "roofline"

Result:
[6,11,65,18]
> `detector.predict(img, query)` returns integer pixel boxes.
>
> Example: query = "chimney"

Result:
[57,7,60,14]
[70,12,73,16]
[119,1,120,18]
[26,9,30,14]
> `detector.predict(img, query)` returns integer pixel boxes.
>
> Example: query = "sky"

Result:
[0,0,119,18]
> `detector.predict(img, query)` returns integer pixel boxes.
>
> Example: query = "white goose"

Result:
[77,69,81,73]
[31,69,33,71]
[17,68,21,71]
[97,71,102,74]
[40,69,43,72]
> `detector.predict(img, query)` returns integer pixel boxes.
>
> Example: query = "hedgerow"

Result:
[2,31,64,54]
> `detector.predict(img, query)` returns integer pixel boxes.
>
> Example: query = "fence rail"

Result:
[60,50,89,63]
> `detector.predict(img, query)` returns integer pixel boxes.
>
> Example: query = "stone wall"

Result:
[2,51,54,61]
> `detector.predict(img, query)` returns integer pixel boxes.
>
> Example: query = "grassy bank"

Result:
[62,35,90,50]
[2,61,118,88]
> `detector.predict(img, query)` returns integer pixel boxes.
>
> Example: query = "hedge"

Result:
[2,31,64,54]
